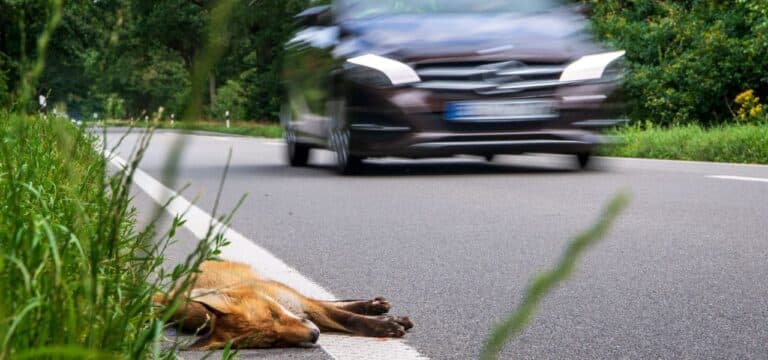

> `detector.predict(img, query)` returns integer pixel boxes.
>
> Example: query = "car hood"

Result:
[336,10,602,63]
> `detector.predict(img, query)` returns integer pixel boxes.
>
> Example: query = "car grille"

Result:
[412,61,570,95]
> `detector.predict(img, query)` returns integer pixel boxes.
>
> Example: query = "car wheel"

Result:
[285,128,310,167]
[281,106,310,167]
[329,100,363,175]
[576,152,592,169]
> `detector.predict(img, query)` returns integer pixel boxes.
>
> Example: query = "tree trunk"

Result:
[208,72,216,109]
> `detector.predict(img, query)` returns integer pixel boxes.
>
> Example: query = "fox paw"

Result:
[376,315,413,331]
[366,297,391,315]
[366,318,406,338]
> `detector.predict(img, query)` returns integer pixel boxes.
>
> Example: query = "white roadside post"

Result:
[38,95,47,118]
[225,110,231,129]
[170,113,175,126]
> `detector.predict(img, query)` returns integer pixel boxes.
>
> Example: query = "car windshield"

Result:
[336,0,565,20]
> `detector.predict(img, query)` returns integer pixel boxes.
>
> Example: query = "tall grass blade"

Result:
[480,192,631,360]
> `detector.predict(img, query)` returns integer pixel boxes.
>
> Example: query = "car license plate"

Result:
[445,100,557,122]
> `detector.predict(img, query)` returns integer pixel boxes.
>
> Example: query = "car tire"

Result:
[285,128,310,167]
[329,100,363,175]
[282,106,310,167]
[576,152,591,169]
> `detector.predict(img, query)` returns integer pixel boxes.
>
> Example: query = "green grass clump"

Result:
[602,123,768,164]
[0,113,225,359]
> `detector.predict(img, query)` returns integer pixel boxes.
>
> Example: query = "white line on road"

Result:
[707,175,768,183]
[107,152,427,360]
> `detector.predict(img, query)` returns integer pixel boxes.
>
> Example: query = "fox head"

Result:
[186,288,320,350]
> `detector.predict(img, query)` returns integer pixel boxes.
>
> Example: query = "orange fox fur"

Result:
[154,260,413,350]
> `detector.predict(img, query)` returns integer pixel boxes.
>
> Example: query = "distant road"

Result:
[105,128,768,360]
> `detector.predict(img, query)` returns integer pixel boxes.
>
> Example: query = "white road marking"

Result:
[707,175,768,183]
[107,151,428,360]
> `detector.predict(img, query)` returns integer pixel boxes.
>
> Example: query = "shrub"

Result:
[104,93,126,120]
[586,0,768,125]
[211,79,247,121]
[734,89,765,123]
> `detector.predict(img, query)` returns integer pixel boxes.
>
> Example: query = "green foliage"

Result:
[587,0,768,125]
[211,79,247,120]
[104,93,126,119]
[1,0,311,120]
[0,1,244,357]
[228,0,309,120]
[132,48,191,115]
[0,113,233,359]
[602,122,768,164]
[0,63,8,107]
[481,193,630,360]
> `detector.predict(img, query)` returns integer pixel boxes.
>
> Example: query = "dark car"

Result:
[282,0,625,174]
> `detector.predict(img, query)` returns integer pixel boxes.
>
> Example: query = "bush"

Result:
[104,93,126,120]
[587,0,768,125]
[211,79,247,121]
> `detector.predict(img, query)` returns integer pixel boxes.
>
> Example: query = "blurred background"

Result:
[0,0,765,126]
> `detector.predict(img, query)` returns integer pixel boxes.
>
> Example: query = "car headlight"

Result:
[601,57,626,81]
[346,54,421,87]
[559,51,626,82]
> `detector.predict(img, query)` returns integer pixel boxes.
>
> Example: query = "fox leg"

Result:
[319,297,391,315]
[304,303,412,337]
[153,293,214,334]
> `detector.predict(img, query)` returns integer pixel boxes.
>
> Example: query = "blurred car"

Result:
[282,0,625,174]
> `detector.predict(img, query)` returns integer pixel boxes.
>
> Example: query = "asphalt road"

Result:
[104,128,768,359]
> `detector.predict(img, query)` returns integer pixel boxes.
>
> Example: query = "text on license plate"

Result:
[445,100,557,122]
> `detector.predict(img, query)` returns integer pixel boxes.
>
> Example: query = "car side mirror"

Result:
[295,5,332,27]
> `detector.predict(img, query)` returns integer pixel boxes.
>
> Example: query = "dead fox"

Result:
[154,260,413,350]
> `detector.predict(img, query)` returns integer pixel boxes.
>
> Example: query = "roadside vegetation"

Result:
[0,112,231,359]
[0,0,236,358]
[603,122,768,164]
[104,119,283,139]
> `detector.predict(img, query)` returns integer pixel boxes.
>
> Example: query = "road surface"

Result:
[103,128,768,359]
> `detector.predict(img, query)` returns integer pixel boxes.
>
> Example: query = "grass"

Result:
[0,112,230,359]
[0,0,238,357]
[103,119,283,139]
[603,122,768,164]
[481,193,630,360]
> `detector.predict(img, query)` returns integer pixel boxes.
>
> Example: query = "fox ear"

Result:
[189,289,233,316]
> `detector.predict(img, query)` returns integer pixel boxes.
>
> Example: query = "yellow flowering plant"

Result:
[734,90,765,123]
